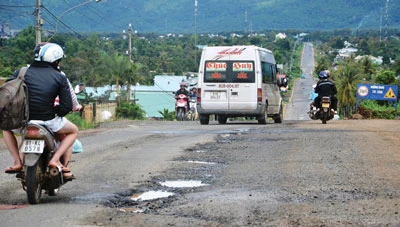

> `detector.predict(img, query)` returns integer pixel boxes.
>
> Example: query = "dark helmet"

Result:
[318,71,328,79]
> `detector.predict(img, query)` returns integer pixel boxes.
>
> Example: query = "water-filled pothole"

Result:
[131,190,174,201]
[160,180,208,188]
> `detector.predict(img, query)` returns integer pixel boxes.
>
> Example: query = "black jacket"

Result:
[175,88,190,97]
[9,61,72,120]
[315,79,337,97]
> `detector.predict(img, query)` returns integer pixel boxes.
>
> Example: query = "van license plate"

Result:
[210,92,221,100]
[22,140,44,154]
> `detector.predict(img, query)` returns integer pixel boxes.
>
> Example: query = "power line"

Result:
[42,6,82,38]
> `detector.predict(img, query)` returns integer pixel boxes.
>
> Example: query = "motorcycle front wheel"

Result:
[26,161,44,204]
[177,108,184,121]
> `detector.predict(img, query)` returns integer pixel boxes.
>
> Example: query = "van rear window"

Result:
[204,61,255,83]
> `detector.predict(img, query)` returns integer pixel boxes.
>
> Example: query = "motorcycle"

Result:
[17,120,72,204]
[175,94,189,121]
[188,96,197,121]
[308,96,335,124]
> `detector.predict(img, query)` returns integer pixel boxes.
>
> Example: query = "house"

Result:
[335,47,358,62]
[85,75,194,118]
[275,33,287,40]
[355,55,383,65]
[0,23,10,39]
[134,75,193,118]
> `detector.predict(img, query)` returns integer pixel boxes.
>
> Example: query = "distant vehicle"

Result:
[277,74,288,92]
[196,45,283,124]
[175,94,189,121]
[301,74,306,79]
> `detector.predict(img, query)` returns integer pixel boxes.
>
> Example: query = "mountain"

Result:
[1,0,399,34]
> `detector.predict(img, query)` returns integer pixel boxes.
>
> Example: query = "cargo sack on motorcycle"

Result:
[0,67,29,130]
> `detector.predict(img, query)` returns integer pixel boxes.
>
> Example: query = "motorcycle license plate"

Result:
[322,103,330,108]
[22,140,44,154]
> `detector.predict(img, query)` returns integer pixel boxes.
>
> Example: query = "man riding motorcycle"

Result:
[175,81,190,110]
[313,70,338,113]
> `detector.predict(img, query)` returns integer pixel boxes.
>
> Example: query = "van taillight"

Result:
[257,88,262,102]
[197,88,201,102]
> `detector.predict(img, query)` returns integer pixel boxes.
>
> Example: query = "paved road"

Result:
[285,42,316,120]
[0,43,398,226]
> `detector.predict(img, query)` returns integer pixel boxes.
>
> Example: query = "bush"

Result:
[158,108,175,121]
[116,101,146,120]
[66,112,95,129]
[358,100,398,119]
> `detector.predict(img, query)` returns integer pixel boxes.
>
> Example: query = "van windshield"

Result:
[204,61,255,83]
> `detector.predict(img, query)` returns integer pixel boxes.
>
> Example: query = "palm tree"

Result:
[335,64,362,117]
[159,51,170,73]
[126,62,143,102]
[105,53,130,97]
[360,56,376,81]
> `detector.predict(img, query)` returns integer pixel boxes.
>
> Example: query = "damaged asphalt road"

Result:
[79,119,400,226]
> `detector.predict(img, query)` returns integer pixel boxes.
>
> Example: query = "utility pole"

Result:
[379,7,382,42]
[35,0,42,44]
[244,10,248,33]
[194,0,198,68]
[384,0,389,41]
[128,23,133,62]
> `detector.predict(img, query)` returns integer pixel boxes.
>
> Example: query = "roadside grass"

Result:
[358,100,399,119]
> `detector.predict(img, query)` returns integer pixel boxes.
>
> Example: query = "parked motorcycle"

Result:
[175,94,189,121]
[308,96,334,124]
[17,120,72,204]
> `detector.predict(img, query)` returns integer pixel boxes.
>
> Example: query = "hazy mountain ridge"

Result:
[1,0,399,34]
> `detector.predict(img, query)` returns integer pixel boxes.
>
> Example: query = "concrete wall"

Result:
[83,103,117,123]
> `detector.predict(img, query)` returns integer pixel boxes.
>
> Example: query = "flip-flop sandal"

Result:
[48,163,70,172]
[61,166,71,173]
[63,172,76,180]
[5,166,23,174]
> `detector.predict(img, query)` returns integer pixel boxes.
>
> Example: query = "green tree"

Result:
[105,53,130,96]
[335,64,362,117]
[375,70,397,85]
[359,56,377,81]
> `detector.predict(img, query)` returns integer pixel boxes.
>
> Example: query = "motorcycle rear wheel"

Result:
[322,112,328,124]
[26,164,43,204]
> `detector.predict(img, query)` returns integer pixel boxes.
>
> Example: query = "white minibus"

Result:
[196,45,283,124]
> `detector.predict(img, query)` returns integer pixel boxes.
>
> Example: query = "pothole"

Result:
[187,160,216,165]
[131,190,174,201]
[160,180,208,188]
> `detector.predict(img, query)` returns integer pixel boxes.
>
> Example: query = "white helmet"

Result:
[34,43,64,63]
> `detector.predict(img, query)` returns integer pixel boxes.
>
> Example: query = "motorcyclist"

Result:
[313,70,338,113]
[2,42,78,179]
[175,81,190,110]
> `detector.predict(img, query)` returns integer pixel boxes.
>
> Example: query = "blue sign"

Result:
[356,84,398,101]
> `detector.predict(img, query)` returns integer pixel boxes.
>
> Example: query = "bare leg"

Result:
[49,120,78,168]
[3,130,23,172]
[62,145,73,168]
